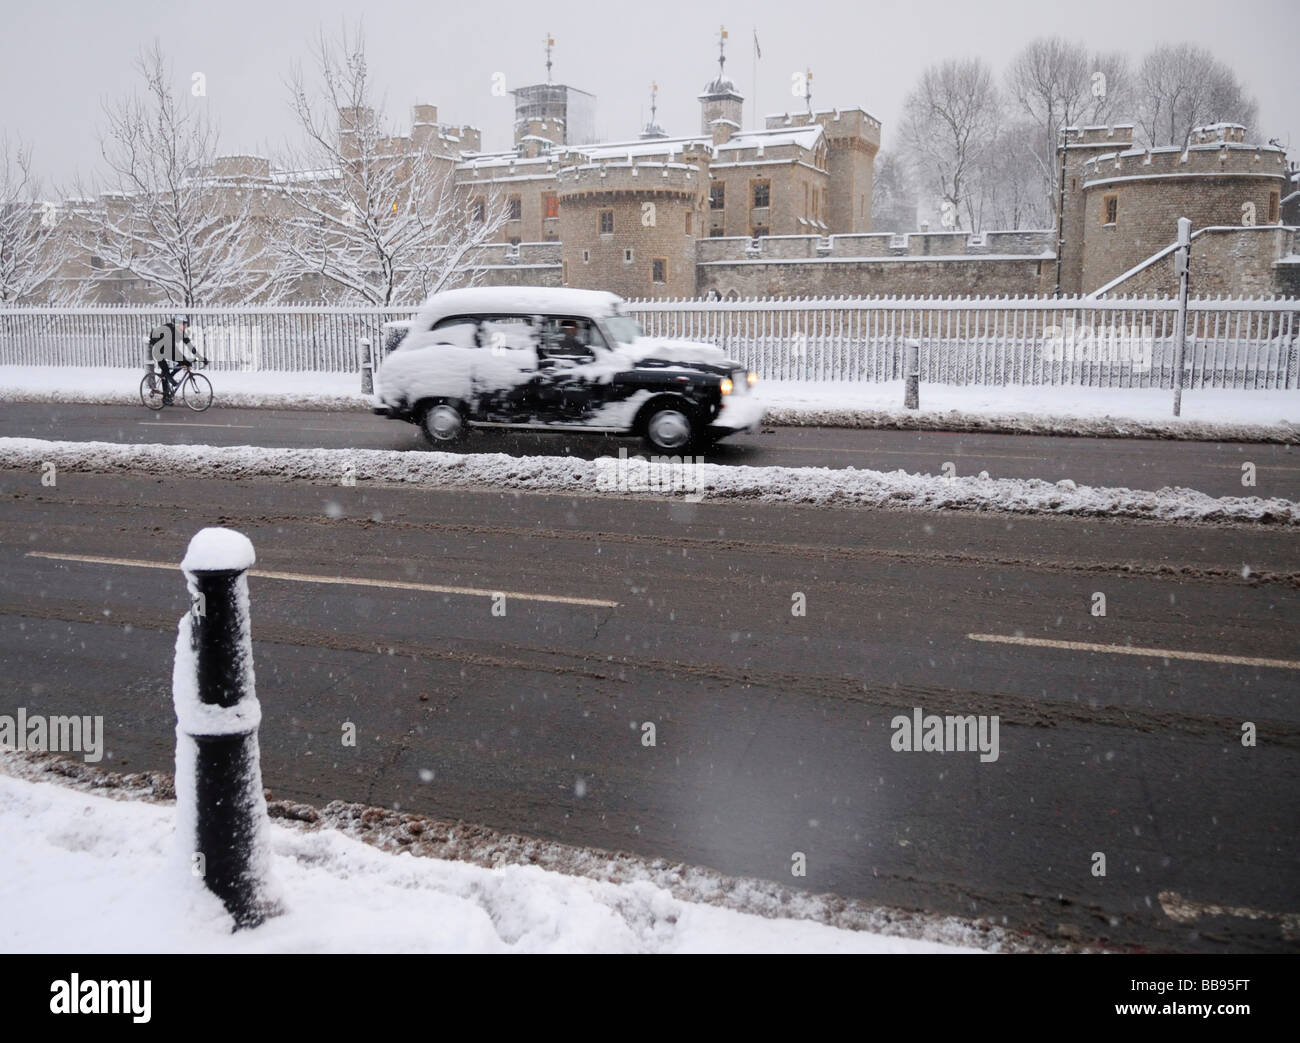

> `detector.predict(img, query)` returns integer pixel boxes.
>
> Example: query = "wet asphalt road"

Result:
[0,451,1296,951]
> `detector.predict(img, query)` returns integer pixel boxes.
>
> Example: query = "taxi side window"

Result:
[479,315,538,353]
[539,316,605,359]
[430,315,480,349]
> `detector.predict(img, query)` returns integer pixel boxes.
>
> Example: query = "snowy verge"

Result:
[0,754,992,953]
[1,367,1296,443]
[1,435,1297,526]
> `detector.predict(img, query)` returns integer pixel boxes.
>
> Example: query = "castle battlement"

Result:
[763,108,882,147]
[695,230,1056,263]
[1061,125,1135,149]
[555,161,705,201]
[1082,141,1288,187]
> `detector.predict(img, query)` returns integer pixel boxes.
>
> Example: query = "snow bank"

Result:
[1,436,1296,526]
[1,366,1296,442]
[0,768,976,953]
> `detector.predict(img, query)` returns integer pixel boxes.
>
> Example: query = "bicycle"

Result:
[140,357,213,412]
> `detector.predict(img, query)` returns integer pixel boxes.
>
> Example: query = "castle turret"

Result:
[699,27,742,144]
[1075,126,1288,293]
[1057,125,1134,294]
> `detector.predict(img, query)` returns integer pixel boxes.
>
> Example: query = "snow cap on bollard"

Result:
[181,527,256,575]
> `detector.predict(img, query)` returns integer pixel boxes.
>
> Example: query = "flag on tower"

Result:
[754,30,761,59]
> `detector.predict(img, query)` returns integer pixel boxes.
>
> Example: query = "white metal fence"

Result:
[0,307,411,373]
[622,296,1300,390]
[0,296,1297,389]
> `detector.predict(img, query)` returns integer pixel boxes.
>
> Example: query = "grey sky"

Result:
[2,0,1296,188]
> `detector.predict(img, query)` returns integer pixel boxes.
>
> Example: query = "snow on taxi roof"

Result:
[414,286,624,324]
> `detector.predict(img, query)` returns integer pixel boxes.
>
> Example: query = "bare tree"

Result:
[978,121,1054,231]
[900,58,1002,232]
[870,151,919,233]
[71,42,274,305]
[1005,38,1132,216]
[1134,44,1258,149]
[273,25,509,305]
[0,136,79,302]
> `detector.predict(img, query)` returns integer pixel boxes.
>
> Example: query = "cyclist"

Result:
[147,314,201,405]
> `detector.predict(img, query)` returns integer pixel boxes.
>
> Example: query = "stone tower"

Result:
[1056,125,1134,295]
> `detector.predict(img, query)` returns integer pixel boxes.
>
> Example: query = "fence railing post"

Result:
[1172,217,1192,416]
[174,527,278,930]
[904,338,921,409]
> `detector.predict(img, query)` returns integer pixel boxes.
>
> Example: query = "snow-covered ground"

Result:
[2,435,1296,525]
[0,764,976,953]
[1,366,1295,441]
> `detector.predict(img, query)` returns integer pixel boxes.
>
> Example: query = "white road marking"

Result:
[1158,890,1299,939]
[27,551,618,608]
[968,632,1300,670]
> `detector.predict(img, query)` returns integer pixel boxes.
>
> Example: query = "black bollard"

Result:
[359,337,373,395]
[174,528,277,930]
[903,339,920,410]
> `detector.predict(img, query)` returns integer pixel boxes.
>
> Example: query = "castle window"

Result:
[624,248,634,264]
[507,196,522,221]
[582,249,590,263]
[708,228,724,238]
[685,211,693,235]
[599,209,614,234]
[652,259,667,283]
[752,180,770,208]
[471,198,486,224]
[751,226,769,239]
[1268,191,1280,223]
[709,184,725,210]
[543,192,559,219]
[1103,195,1118,225]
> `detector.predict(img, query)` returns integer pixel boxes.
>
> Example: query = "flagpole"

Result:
[752,27,758,131]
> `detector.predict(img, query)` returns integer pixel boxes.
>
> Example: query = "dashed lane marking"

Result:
[27,551,619,608]
[968,632,1300,670]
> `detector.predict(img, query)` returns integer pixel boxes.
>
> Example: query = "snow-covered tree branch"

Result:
[271,25,509,305]
[68,41,276,306]
[0,136,79,302]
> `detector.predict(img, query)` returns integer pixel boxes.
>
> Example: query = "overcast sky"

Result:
[2,0,1296,189]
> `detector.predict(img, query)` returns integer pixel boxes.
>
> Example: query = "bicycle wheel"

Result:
[183,373,213,412]
[140,373,166,411]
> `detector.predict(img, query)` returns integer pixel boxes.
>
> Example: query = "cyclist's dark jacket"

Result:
[148,323,195,368]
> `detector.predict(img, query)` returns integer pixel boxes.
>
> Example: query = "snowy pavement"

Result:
[0,763,978,953]
[2,435,1296,525]
[1,366,1296,442]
